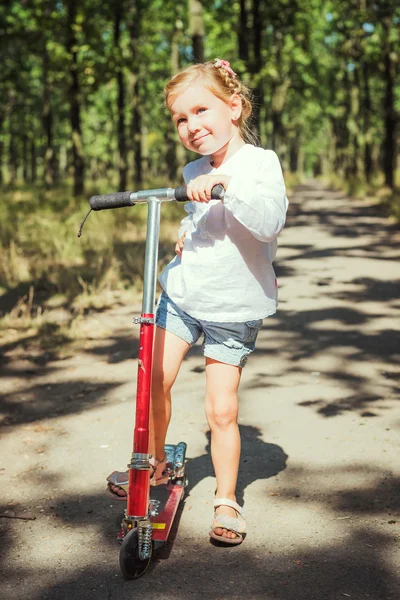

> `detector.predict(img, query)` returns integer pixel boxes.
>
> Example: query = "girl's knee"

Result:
[205,395,238,429]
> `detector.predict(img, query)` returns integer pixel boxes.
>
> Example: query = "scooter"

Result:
[79,182,223,579]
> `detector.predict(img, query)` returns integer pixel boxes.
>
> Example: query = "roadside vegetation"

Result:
[1,1,399,354]
[0,178,185,356]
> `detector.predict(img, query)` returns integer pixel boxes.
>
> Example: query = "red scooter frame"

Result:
[85,184,223,579]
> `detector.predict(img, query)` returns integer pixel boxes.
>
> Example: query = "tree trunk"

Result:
[332,116,347,176]
[238,0,249,62]
[59,144,67,179]
[189,0,204,63]
[42,46,57,187]
[289,133,300,173]
[270,31,289,160]
[0,103,4,185]
[349,67,360,178]
[114,0,127,191]
[271,79,290,159]
[271,110,282,153]
[131,79,143,187]
[116,68,127,192]
[66,0,84,196]
[8,134,17,186]
[252,0,262,72]
[165,18,180,183]
[31,138,37,183]
[7,101,18,186]
[362,61,372,183]
[22,131,29,183]
[289,145,297,173]
[0,103,4,184]
[334,72,351,177]
[382,15,396,189]
[5,90,17,186]
[167,12,187,181]
[313,158,322,177]
[128,0,143,187]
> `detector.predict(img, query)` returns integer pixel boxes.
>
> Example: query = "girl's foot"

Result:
[214,505,240,539]
[106,470,129,500]
[210,498,246,545]
[106,457,168,501]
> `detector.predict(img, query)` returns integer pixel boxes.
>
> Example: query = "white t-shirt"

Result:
[158,144,289,322]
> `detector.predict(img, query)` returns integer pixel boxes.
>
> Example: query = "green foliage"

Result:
[1,0,398,185]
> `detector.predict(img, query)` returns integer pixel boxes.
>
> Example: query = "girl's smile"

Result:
[192,133,210,144]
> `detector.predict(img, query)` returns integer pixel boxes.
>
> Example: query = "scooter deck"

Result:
[150,482,185,546]
[118,442,187,546]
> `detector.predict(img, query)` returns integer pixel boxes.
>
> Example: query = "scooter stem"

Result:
[126,198,161,519]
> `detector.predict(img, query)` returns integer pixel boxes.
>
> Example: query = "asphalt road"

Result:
[1,182,399,600]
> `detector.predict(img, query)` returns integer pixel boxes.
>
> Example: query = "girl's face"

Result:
[170,81,242,157]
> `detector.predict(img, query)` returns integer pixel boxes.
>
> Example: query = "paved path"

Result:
[1,182,399,600]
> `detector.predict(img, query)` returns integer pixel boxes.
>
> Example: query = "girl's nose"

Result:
[187,117,200,134]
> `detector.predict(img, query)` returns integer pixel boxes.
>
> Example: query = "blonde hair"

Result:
[164,61,258,145]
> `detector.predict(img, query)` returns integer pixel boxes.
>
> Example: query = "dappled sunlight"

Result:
[1,182,399,599]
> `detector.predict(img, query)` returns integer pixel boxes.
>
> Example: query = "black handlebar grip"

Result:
[89,191,135,211]
[174,183,225,202]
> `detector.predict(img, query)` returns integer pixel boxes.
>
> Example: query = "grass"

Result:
[322,170,400,222]
[0,181,185,356]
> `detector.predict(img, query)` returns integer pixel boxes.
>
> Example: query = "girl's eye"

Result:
[176,117,186,125]
[197,107,206,114]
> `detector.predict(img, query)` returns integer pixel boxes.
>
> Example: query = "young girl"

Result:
[107,58,288,545]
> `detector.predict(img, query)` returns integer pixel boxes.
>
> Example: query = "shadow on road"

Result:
[1,182,399,599]
[1,461,399,599]
[185,426,288,508]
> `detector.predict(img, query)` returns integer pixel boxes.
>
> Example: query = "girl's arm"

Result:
[222,150,288,243]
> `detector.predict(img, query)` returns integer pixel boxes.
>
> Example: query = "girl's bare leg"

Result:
[205,358,242,540]
[108,327,189,496]
[150,327,190,460]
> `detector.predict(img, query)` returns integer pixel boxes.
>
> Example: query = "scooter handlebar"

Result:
[89,184,224,211]
[89,191,135,211]
[174,183,224,202]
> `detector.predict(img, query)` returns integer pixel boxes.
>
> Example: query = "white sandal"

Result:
[209,498,246,545]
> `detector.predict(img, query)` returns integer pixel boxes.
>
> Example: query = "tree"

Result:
[189,0,205,63]
[114,0,128,191]
[66,0,85,196]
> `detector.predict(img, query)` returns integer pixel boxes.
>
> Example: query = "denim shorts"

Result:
[155,292,262,368]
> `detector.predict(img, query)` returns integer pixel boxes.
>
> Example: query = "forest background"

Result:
[0,0,399,354]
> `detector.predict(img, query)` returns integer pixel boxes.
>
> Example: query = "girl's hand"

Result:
[175,232,186,257]
[187,174,231,203]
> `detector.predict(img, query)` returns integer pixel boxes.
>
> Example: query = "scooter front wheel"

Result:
[119,528,152,579]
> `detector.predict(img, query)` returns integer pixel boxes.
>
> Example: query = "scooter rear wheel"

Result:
[119,528,152,579]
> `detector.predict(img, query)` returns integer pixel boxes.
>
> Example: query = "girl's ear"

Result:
[230,94,242,121]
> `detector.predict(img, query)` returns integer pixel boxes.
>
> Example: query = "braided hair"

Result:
[164,60,258,146]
